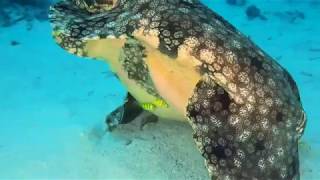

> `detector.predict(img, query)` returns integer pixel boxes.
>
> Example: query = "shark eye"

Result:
[77,0,118,12]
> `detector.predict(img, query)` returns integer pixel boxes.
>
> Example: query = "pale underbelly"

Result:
[115,65,187,121]
[144,45,202,119]
[122,48,202,121]
[84,38,201,121]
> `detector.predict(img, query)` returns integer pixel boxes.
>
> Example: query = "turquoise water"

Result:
[0,0,319,179]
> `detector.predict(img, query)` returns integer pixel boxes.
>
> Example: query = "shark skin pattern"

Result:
[49,0,307,179]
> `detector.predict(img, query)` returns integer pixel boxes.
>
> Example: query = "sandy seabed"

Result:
[0,1,319,179]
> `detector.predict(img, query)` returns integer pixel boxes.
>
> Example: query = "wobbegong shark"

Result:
[49,0,307,179]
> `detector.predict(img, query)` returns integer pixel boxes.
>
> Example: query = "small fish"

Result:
[153,98,169,108]
[141,103,156,111]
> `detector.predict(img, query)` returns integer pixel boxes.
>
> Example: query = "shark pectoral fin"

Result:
[186,78,300,179]
[106,93,144,131]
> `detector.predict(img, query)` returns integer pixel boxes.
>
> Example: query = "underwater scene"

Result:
[0,0,319,179]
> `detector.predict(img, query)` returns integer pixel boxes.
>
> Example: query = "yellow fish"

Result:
[141,102,156,111]
[153,98,169,108]
[140,98,169,111]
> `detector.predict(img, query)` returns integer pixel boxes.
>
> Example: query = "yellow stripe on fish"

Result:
[141,103,156,111]
[153,98,169,108]
[140,98,169,111]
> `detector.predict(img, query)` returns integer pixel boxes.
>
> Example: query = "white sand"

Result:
[0,0,319,179]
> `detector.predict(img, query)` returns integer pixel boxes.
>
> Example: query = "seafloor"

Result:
[0,0,319,179]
